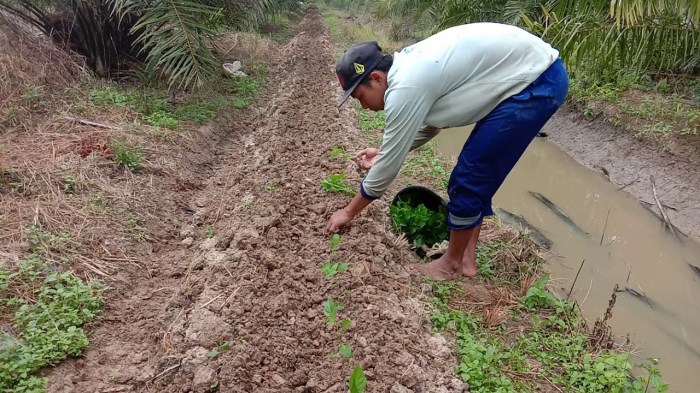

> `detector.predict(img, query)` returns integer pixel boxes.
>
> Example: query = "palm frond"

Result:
[115,0,221,90]
[524,7,700,77]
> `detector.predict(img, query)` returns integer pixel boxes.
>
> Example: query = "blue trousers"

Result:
[447,59,569,230]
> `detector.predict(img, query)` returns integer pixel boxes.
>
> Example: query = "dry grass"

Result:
[0,14,85,133]
[0,14,262,282]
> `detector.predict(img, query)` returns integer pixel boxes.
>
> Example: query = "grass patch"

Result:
[88,66,266,130]
[358,109,385,133]
[110,138,145,171]
[568,72,700,139]
[0,257,102,392]
[425,233,669,393]
[401,141,450,190]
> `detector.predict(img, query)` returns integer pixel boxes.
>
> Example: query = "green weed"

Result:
[142,110,179,130]
[110,139,144,171]
[60,172,77,194]
[358,110,385,132]
[174,99,226,124]
[205,225,214,238]
[265,180,277,191]
[229,76,262,109]
[321,173,355,195]
[0,258,101,392]
[26,225,78,260]
[321,261,348,277]
[425,266,667,393]
[402,142,450,190]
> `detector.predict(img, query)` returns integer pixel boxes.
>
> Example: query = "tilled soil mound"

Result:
[49,7,465,393]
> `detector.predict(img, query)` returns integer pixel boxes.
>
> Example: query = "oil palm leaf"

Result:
[114,0,221,90]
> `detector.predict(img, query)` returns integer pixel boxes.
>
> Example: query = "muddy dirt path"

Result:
[49,8,465,393]
[544,111,700,240]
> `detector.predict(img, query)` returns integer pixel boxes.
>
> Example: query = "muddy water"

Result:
[435,126,700,393]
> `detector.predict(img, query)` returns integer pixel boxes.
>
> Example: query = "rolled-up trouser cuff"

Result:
[447,212,483,230]
[359,182,380,201]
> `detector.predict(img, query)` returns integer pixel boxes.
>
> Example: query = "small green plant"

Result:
[209,381,219,391]
[358,109,385,132]
[520,274,559,310]
[349,364,367,393]
[205,225,214,238]
[60,172,77,194]
[111,139,144,171]
[0,259,102,392]
[323,298,344,326]
[321,261,348,278]
[142,110,179,130]
[21,85,45,107]
[321,173,355,195]
[207,341,230,359]
[329,233,341,251]
[26,225,77,259]
[90,86,130,106]
[340,318,352,331]
[329,146,349,161]
[265,180,277,191]
[390,201,448,248]
[338,343,353,359]
[174,99,225,124]
[230,76,262,109]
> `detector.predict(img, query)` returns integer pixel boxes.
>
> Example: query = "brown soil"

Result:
[42,8,467,393]
[543,110,700,240]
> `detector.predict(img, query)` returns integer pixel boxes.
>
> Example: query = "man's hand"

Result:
[352,148,379,171]
[327,208,354,233]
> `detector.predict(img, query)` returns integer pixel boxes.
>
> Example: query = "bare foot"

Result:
[462,252,478,278]
[414,255,461,280]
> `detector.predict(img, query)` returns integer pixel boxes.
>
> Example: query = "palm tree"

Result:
[523,0,700,78]
[368,0,699,78]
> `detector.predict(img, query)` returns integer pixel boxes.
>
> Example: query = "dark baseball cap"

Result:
[336,41,385,107]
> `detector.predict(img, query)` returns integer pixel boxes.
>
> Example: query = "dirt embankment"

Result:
[48,8,466,393]
[544,110,700,240]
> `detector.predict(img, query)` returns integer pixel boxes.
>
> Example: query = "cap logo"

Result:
[353,62,365,74]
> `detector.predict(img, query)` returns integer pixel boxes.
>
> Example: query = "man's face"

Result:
[351,71,387,111]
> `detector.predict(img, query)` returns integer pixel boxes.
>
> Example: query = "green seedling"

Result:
[338,343,353,359]
[340,318,352,331]
[349,365,367,393]
[390,201,448,248]
[321,173,355,195]
[330,234,341,252]
[207,341,230,359]
[265,180,277,191]
[520,274,558,310]
[323,298,344,326]
[205,225,214,238]
[329,146,349,161]
[321,261,348,278]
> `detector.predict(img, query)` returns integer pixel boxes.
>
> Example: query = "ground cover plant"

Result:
[390,200,448,248]
[424,222,669,393]
[0,258,102,392]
